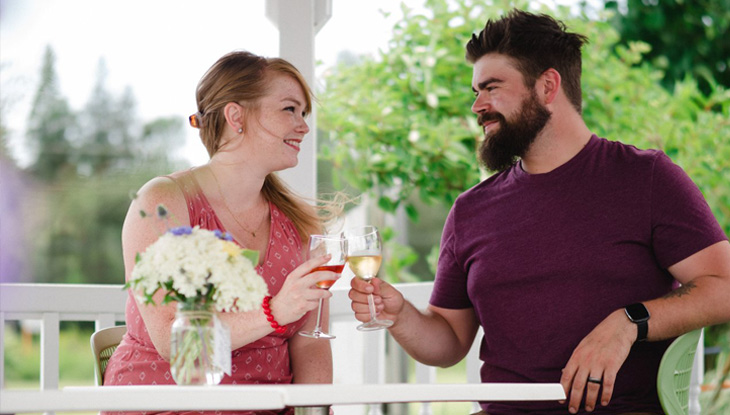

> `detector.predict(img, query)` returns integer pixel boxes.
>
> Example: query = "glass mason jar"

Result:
[170,303,229,385]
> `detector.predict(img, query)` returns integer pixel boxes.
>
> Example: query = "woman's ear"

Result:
[223,102,245,132]
[539,68,561,105]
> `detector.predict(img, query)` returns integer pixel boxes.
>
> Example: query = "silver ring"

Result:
[587,376,602,384]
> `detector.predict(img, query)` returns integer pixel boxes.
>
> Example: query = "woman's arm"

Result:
[122,177,190,359]
[288,299,334,383]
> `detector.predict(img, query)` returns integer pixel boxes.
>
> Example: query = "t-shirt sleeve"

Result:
[430,203,473,309]
[651,152,728,269]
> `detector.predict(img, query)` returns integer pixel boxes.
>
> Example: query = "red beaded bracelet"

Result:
[262,295,287,334]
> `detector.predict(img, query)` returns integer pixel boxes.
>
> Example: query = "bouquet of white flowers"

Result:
[126,223,268,385]
[127,225,268,312]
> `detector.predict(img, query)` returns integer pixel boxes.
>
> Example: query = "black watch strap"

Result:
[635,319,648,342]
[624,303,650,342]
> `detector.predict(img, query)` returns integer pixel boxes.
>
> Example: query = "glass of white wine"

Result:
[299,234,347,339]
[345,225,393,331]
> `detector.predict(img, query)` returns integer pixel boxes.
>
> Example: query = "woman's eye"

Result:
[284,106,296,113]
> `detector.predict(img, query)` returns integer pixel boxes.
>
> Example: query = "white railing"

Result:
[1,282,703,415]
[0,282,482,415]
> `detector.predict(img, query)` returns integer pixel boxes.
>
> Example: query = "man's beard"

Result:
[477,90,552,172]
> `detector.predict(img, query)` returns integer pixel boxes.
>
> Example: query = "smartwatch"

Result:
[624,303,650,342]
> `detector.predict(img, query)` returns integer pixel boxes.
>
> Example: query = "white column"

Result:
[265,0,332,201]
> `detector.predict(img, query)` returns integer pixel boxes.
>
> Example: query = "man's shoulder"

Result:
[595,136,664,164]
[455,168,513,204]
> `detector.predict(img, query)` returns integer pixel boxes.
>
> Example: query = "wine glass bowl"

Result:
[344,225,393,331]
[298,234,347,339]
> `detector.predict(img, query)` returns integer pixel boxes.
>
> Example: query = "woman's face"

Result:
[245,74,310,171]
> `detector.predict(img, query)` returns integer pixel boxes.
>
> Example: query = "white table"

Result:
[0,383,566,413]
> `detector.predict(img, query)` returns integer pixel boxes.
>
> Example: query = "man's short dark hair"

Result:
[466,9,588,114]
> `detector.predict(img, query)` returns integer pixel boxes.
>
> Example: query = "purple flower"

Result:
[170,226,193,236]
[214,230,233,241]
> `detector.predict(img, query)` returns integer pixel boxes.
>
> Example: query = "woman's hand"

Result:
[270,254,340,325]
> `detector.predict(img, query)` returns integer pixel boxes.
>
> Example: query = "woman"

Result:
[103,51,339,414]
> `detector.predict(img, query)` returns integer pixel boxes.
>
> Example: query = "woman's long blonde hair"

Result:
[191,51,339,242]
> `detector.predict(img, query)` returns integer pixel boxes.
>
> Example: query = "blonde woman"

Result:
[104,51,338,415]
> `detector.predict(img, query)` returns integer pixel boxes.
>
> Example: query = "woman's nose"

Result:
[297,117,310,134]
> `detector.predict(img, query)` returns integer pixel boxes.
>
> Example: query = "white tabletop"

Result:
[0,383,566,413]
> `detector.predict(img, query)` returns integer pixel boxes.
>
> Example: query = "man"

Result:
[348,9,730,414]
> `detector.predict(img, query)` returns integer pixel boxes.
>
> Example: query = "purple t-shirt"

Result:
[431,135,727,414]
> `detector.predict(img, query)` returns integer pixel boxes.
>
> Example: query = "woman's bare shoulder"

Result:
[122,174,190,243]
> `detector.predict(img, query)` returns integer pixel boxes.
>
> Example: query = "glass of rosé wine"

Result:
[298,234,347,339]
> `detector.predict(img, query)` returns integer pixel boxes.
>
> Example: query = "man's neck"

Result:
[520,117,592,175]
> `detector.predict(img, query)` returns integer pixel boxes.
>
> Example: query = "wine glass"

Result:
[344,225,393,331]
[299,234,347,339]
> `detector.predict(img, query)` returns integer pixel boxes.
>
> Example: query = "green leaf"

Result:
[241,249,260,266]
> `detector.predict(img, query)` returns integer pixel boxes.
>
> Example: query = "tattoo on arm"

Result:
[663,281,697,299]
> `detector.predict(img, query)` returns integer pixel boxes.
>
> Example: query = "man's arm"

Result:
[647,240,730,338]
[350,277,480,367]
[561,240,730,414]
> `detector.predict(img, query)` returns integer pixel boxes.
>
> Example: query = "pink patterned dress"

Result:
[103,171,307,415]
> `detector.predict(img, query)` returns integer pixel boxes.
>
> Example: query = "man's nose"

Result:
[471,94,492,114]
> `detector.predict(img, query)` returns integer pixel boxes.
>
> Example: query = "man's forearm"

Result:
[645,274,730,341]
[388,301,474,367]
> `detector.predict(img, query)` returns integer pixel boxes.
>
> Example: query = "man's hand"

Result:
[349,277,404,325]
[560,309,636,413]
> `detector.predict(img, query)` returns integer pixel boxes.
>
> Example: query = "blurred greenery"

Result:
[1,44,186,286]
[605,0,730,95]
[3,324,95,384]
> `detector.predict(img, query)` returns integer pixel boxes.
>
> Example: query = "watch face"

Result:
[626,303,650,322]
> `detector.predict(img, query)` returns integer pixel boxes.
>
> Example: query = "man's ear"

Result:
[223,102,245,131]
[539,68,561,105]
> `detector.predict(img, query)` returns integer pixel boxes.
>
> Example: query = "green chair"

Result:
[90,325,127,386]
[657,329,702,415]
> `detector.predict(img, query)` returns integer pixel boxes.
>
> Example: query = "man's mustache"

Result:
[477,112,505,127]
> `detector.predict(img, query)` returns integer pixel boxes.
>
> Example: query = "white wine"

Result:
[348,255,382,281]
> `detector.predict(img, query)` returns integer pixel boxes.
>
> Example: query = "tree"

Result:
[22,49,185,285]
[75,58,136,175]
[26,45,76,181]
[605,0,730,95]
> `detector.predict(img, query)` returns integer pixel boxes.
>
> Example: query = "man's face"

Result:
[471,54,551,172]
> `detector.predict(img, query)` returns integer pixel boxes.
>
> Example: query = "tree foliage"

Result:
[605,0,730,95]
[26,46,76,181]
[75,59,136,175]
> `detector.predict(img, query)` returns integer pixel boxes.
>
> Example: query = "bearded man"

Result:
[348,9,730,415]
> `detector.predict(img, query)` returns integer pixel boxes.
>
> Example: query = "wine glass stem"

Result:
[313,298,324,332]
[367,293,378,322]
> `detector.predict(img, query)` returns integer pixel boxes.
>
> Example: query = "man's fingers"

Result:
[350,275,374,293]
[568,371,588,414]
[600,368,617,407]
[584,374,603,412]
[559,366,575,404]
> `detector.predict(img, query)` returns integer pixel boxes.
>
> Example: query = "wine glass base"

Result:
[356,319,394,331]
[298,330,336,339]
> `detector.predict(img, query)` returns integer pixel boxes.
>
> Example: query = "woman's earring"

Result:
[237,128,243,134]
